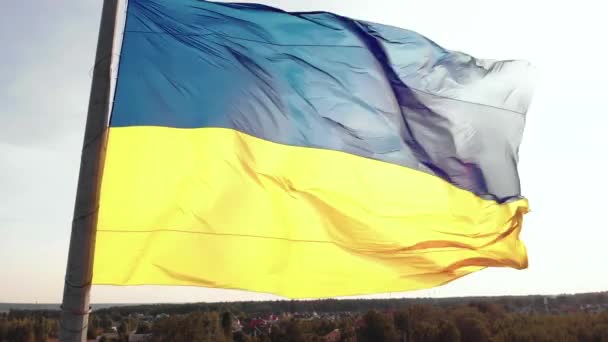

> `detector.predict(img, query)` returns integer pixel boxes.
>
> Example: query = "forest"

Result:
[1,291,607,341]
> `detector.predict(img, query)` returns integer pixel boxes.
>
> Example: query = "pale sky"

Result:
[1,0,607,304]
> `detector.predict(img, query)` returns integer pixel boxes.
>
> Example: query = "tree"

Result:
[6,319,35,342]
[450,306,490,342]
[270,320,304,342]
[470,302,506,321]
[118,320,130,342]
[0,319,7,341]
[99,315,113,331]
[592,323,608,342]
[454,317,490,342]
[411,321,440,342]
[234,330,252,342]
[393,310,409,341]
[222,312,233,341]
[136,321,152,334]
[407,304,438,323]
[357,310,399,342]
[87,315,99,340]
[337,316,356,341]
[437,320,460,342]
[151,311,224,342]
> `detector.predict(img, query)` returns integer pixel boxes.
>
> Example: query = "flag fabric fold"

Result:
[93,0,535,298]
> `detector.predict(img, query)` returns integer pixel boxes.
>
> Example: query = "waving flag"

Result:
[92,0,535,298]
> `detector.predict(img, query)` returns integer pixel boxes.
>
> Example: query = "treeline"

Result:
[2,291,608,341]
[95,291,608,317]
[0,311,58,342]
[134,303,608,342]
[2,304,608,341]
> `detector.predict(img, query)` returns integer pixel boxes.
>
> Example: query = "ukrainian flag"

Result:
[93,0,535,298]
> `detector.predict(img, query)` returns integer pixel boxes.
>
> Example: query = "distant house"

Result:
[248,318,268,335]
[355,317,366,329]
[323,329,341,342]
[232,318,243,332]
[155,313,169,320]
[515,305,535,314]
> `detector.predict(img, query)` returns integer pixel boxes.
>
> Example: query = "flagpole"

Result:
[59,0,118,340]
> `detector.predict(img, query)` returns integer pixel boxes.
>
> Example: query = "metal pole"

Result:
[59,0,118,340]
